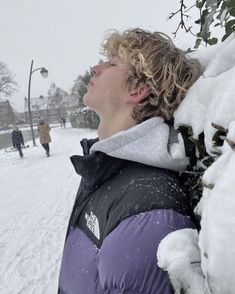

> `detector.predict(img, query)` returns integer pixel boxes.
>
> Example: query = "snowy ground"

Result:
[0,125,96,294]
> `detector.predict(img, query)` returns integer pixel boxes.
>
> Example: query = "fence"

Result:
[0,129,38,149]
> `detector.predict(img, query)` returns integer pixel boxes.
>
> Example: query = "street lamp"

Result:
[46,95,50,122]
[27,60,48,146]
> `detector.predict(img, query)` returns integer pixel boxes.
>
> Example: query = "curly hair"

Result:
[102,28,202,123]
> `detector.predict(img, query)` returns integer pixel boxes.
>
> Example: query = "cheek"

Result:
[82,92,89,106]
[104,76,126,95]
[83,88,94,106]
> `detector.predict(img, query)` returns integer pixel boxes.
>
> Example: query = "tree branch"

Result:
[169,0,197,38]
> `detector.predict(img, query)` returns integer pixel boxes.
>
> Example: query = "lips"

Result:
[88,79,94,86]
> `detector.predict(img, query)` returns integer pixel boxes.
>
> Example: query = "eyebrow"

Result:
[110,55,126,64]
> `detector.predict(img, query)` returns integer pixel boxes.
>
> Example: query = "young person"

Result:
[61,117,66,128]
[37,118,51,157]
[59,28,202,294]
[12,127,24,158]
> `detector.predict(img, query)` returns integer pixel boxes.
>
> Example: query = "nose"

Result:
[91,62,108,76]
[91,64,100,76]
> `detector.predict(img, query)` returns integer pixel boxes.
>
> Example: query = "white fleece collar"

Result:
[90,117,188,172]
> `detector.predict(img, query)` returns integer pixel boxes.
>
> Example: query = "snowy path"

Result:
[0,126,96,294]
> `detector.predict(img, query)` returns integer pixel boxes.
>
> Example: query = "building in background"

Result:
[0,100,17,130]
[24,94,79,124]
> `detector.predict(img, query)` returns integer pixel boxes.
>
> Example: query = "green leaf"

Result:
[201,9,209,24]
[227,0,235,9]
[222,32,230,41]
[207,37,218,44]
[177,126,197,170]
[227,0,235,16]
[219,0,226,7]
[205,0,218,9]
[201,156,215,167]
[212,130,226,146]
[192,132,208,160]
[216,5,229,22]
[230,8,235,16]
[201,8,215,41]
[196,0,207,9]
[194,38,202,49]
[195,18,202,24]
[225,19,235,33]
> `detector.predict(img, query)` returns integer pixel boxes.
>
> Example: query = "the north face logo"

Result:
[85,211,100,240]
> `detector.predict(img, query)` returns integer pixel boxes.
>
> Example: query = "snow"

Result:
[1,34,235,294]
[157,229,205,294]
[158,33,235,293]
[198,148,235,293]
[0,125,96,294]
[175,33,235,154]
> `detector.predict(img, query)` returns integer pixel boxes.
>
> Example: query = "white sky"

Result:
[0,0,198,112]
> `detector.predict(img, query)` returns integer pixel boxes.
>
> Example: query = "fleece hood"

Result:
[90,117,189,172]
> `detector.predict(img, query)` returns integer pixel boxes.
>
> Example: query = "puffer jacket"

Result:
[59,117,196,294]
[12,130,24,146]
[37,122,51,144]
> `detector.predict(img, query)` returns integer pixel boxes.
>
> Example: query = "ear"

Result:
[125,83,148,104]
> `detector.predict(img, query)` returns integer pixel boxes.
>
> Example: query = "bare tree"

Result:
[48,82,68,104]
[0,61,17,99]
[71,70,92,107]
[48,82,68,119]
[169,0,235,48]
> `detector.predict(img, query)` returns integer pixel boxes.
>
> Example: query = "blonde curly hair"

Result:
[102,28,202,123]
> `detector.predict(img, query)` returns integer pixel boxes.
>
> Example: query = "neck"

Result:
[98,114,137,140]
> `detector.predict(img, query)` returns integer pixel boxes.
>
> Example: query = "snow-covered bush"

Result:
[70,107,99,129]
[157,33,235,294]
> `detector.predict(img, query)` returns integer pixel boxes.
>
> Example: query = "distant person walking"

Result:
[12,127,24,158]
[61,117,66,128]
[38,119,51,157]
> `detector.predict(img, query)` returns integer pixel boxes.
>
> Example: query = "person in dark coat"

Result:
[61,117,66,128]
[58,28,202,294]
[12,127,24,158]
[37,118,51,157]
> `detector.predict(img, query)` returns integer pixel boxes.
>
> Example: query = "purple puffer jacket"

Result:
[59,208,194,294]
[59,133,196,294]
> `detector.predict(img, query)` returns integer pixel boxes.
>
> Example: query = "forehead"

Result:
[107,54,123,62]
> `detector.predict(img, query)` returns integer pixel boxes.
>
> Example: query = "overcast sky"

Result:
[0,0,198,112]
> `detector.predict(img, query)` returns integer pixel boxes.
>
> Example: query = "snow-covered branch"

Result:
[158,33,235,294]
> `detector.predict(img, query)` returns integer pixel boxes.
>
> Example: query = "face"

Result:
[83,56,130,116]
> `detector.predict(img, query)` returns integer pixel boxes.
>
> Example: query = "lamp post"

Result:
[27,60,48,146]
[46,95,50,122]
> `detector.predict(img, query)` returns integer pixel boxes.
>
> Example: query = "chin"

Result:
[83,93,90,107]
[83,96,95,111]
